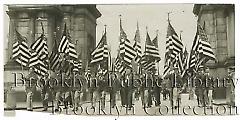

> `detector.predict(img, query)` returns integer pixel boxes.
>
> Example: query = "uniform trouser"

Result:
[226,84,235,106]
[54,91,61,111]
[203,89,209,107]
[63,91,72,108]
[195,88,203,106]
[176,89,181,106]
[41,91,49,110]
[163,89,167,100]
[26,91,33,110]
[154,89,161,106]
[92,90,100,107]
[170,88,178,108]
[74,90,82,110]
[170,89,173,108]
[188,88,194,100]
[198,89,204,106]
[140,90,145,107]
[110,90,116,108]
[26,88,36,111]
[147,89,152,107]
[208,90,213,107]
[142,90,148,107]
[100,91,106,109]
[173,88,178,107]
[120,88,126,106]
[126,89,133,108]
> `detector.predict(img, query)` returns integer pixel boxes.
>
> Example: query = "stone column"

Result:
[28,11,36,46]
[6,11,17,63]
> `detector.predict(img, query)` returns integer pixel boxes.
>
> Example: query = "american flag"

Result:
[140,54,155,71]
[119,18,136,68]
[90,30,108,64]
[29,51,48,76]
[30,34,48,60]
[49,37,60,71]
[12,30,30,67]
[166,22,183,59]
[145,32,161,61]
[188,23,216,72]
[163,22,183,77]
[58,23,69,54]
[114,53,126,75]
[133,23,142,63]
[68,42,78,61]
[29,24,48,76]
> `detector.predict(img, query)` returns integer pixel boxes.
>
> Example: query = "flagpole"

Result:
[104,24,110,76]
[15,29,25,74]
[167,12,174,73]
[119,14,122,44]
[50,31,57,75]
[20,56,24,72]
[137,21,141,75]
[156,29,160,76]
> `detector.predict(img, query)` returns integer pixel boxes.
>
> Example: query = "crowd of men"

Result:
[23,65,235,112]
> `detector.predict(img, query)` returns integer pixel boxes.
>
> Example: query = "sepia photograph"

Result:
[2,2,237,118]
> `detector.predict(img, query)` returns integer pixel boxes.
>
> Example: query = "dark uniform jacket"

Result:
[25,72,38,92]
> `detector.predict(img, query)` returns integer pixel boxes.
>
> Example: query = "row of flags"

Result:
[12,23,83,76]
[90,17,162,76]
[188,23,216,73]
[90,17,216,78]
[11,19,216,78]
[12,30,30,67]
[163,21,216,78]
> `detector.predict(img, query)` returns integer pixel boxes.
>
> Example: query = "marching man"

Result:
[25,67,38,111]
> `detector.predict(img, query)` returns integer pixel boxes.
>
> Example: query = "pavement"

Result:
[4,93,237,116]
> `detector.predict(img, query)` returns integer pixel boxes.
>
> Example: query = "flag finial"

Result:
[167,12,172,22]
[104,24,107,33]
[119,14,122,22]
[180,30,183,35]
[156,29,159,36]
[180,30,183,41]
[41,22,44,34]
[137,21,139,30]
[119,14,123,31]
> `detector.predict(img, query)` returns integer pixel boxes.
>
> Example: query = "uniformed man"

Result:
[25,67,38,111]
[72,72,86,111]
[145,71,153,108]
[125,69,134,109]
[40,73,51,111]
[63,73,73,109]
[153,73,162,106]
[186,70,194,100]
[169,66,182,109]
[53,71,63,112]
[195,66,205,107]
[110,72,120,108]
[120,72,127,107]
[162,76,170,100]
[97,70,107,109]
[226,66,235,107]
[133,73,141,103]
[204,67,213,108]
[140,73,146,108]
[90,75,99,108]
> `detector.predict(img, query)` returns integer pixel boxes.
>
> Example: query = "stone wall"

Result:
[4,5,101,71]
[4,5,101,102]
[193,4,235,99]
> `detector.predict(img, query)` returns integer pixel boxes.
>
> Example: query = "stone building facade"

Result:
[4,5,101,102]
[5,5,101,71]
[193,4,235,99]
